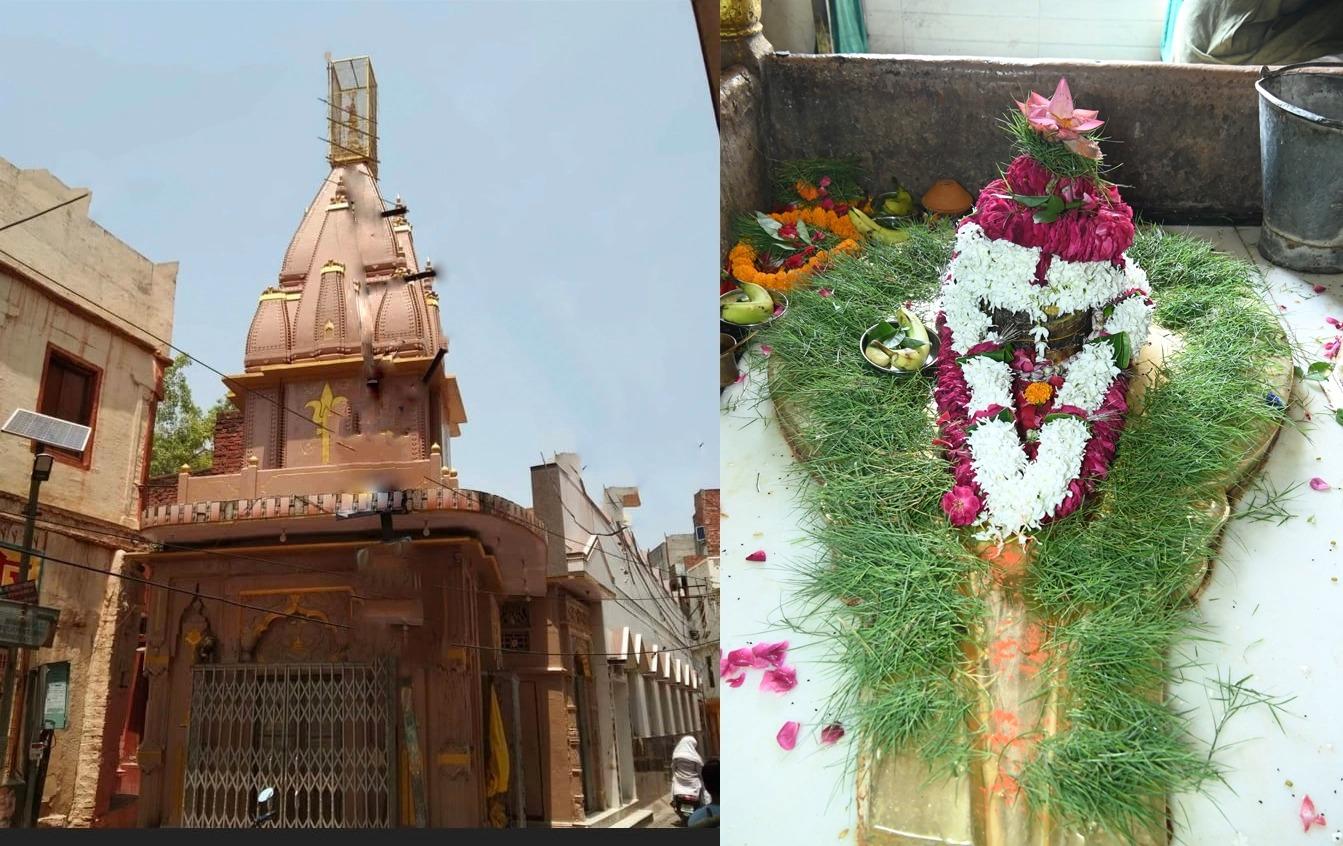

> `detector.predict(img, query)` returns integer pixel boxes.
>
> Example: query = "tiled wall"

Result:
[865,0,1168,61]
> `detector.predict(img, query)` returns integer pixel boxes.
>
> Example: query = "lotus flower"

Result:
[1016,78,1104,159]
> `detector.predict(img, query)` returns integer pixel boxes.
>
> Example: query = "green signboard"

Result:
[43,662,69,730]
[0,598,59,648]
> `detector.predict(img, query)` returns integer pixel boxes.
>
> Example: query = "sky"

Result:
[0,0,718,543]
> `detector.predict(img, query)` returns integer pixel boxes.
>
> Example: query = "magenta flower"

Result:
[751,640,789,668]
[777,721,800,751]
[820,723,845,745]
[759,344,774,358]
[1016,78,1104,158]
[745,549,766,563]
[1012,347,1036,372]
[1310,477,1331,492]
[1325,337,1340,360]
[760,665,798,694]
[941,485,983,527]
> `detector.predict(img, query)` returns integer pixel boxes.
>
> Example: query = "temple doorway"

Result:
[180,662,396,828]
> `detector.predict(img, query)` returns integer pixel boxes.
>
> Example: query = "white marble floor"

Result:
[719,227,1343,846]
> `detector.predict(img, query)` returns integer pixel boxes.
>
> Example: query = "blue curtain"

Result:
[1160,0,1184,62]
[829,0,869,54]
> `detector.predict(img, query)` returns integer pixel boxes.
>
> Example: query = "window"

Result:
[38,347,100,466]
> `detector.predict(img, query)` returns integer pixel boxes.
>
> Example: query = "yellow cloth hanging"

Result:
[486,687,510,798]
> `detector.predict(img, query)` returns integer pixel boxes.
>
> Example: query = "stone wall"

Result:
[719,67,771,254]
[692,489,720,555]
[756,54,1265,223]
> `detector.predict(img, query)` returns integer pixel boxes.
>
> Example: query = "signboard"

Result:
[1,547,42,589]
[0,580,38,605]
[42,662,69,729]
[0,599,59,649]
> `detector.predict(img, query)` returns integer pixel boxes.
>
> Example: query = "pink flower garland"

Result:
[969,157,1135,266]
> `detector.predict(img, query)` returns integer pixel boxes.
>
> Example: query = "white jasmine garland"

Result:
[1055,342,1121,411]
[965,415,1090,538]
[960,356,1015,413]
[1103,295,1153,350]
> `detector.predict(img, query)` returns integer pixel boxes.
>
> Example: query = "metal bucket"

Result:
[1256,62,1343,273]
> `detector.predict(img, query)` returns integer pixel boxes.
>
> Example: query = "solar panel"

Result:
[2,408,91,452]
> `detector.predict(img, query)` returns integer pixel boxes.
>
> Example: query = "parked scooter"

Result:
[669,736,706,824]
[254,786,278,828]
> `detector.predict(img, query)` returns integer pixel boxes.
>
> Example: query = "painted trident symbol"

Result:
[305,383,347,464]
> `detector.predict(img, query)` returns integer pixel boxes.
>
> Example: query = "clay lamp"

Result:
[922,179,973,219]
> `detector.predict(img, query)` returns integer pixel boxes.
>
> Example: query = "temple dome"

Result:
[244,162,441,369]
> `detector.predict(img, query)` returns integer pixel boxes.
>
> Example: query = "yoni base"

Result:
[854,326,1292,846]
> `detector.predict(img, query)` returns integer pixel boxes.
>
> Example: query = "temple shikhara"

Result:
[120,56,707,829]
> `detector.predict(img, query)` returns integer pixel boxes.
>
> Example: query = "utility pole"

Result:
[0,450,53,822]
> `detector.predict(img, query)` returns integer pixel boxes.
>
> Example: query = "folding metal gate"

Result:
[182,662,397,828]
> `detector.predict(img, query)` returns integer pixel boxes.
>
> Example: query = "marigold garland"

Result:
[729,207,861,292]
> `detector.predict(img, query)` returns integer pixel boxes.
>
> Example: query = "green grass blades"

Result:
[758,222,1291,842]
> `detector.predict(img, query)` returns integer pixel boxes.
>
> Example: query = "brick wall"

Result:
[210,408,243,474]
[141,475,178,510]
[693,489,720,555]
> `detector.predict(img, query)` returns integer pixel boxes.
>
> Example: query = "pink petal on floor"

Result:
[777,720,800,751]
[745,549,767,562]
[818,288,833,298]
[1311,477,1332,491]
[735,372,748,384]
[726,646,755,670]
[725,673,746,688]
[1327,317,1343,329]
[760,665,798,694]
[820,723,846,745]
[751,640,789,668]
[759,344,773,358]
[1315,284,1328,294]
[1301,795,1327,832]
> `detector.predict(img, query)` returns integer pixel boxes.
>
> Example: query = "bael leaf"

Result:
[896,337,929,350]
[795,218,811,244]
[1305,361,1333,381]
[1012,194,1051,208]
[755,211,783,237]
[869,321,902,344]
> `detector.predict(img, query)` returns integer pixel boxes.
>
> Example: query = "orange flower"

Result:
[728,208,861,291]
[1023,381,1054,406]
[795,180,820,202]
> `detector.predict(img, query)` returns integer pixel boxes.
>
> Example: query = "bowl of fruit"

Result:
[721,281,787,339]
[861,307,938,376]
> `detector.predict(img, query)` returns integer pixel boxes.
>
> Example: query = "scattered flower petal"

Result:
[1303,795,1327,832]
[1311,477,1332,492]
[1326,337,1340,360]
[725,646,755,671]
[1315,284,1328,294]
[735,371,747,384]
[777,720,800,751]
[1328,317,1342,329]
[725,673,746,688]
[760,665,798,694]
[759,344,773,358]
[751,640,789,668]
[820,723,845,745]
[746,549,767,562]
[818,288,833,298]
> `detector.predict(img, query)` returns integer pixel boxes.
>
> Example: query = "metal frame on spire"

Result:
[326,55,378,177]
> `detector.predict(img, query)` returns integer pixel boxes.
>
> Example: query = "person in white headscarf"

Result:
[670,735,705,809]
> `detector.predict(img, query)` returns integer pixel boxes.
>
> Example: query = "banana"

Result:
[864,342,892,368]
[721,281,775,326]
[889,307,931,370]
[849,207,910,245]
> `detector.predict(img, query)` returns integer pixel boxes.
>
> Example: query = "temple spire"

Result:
[326,54,378,177]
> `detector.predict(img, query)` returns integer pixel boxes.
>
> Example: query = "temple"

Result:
[130,56,704,829]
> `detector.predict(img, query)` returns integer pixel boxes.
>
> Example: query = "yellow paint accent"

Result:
[305,383,347,464]
[436,752,470,767]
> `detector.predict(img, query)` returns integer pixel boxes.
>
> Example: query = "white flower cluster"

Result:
[1055,342,1121,411]
[1103,295,1153,349]
[1043,255,1128,314]
[960,355,1014,414]
[941,224,1140,355]
[966,415,1090,538]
